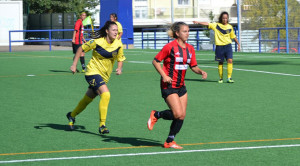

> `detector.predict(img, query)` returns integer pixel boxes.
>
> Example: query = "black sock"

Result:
[80,57,85,70]
[156,109,174,120]
[168,119,184,140]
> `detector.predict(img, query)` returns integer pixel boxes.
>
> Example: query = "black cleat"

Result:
[99,125,109,134]
[66,112,76,130]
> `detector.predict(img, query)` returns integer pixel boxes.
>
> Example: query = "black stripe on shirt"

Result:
[216,24,232,35]
[176,46,184,87]
[168,47,175,88]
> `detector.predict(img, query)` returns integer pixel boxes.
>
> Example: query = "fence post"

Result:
[49,31,52,51]
[259,29,261,53]
[142,30,144,49]
[154,30,156,49]
[277,29,280,53]
[298,28,300,53]
[9,31,12,52]
[196,30,199,51]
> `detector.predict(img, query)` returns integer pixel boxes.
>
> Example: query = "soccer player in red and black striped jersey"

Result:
[72,12,87,72]
[147,22,207,149]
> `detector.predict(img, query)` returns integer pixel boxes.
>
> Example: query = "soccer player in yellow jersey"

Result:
[110,13,123,40]
[193,11,240,83]
[67,21,126,134]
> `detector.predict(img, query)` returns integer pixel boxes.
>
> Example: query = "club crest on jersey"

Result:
[112,51,118,56]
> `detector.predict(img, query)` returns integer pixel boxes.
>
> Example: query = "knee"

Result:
[173,112,186,120]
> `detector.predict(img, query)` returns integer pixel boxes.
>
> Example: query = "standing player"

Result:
[72,12,87,73]
[110,13,123,41]
[147,22,207,149]
[67,21,126,134]
[193,11,240,83]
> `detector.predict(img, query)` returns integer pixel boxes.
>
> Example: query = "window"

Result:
[178,0,189,5]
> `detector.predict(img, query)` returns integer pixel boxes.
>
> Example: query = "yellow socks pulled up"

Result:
[71,94,93,117]
[227,63,233,79]
[99,92,111,127]
[218,64,223,79]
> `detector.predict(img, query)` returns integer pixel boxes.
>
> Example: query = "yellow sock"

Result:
[227,63,233,79]
[99,92,111,127]
[71,94,93,117]
[218,64,223,79]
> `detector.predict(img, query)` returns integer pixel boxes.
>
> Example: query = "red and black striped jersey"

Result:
[74,19,84,44]
[154,40,198,89]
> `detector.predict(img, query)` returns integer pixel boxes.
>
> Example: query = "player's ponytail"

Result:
[167,22,188,39]
[92,21,117,39]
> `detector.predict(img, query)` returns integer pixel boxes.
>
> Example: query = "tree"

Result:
[24,0,99,16]
[242,0,300,40]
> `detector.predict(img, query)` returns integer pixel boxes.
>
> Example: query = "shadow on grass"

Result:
[34,123,162,146]
[185,78,217,83]
[49,70,72,73]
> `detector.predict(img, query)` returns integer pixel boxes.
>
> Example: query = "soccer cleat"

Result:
[147,110,158,131]
[99,125,110,134]
[81,69,86,73]
[227,78,235,83]
[164,141,183,149]
[218,79,223,83]
[66,112,76,130]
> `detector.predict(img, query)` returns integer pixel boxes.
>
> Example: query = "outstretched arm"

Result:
[70,47,83,74]
[191,66,207,79]
[193,21,209,26]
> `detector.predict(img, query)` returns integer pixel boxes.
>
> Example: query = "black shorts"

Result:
[161,86,187,100]
[215,44,233,62]
[72,43,82,54]
[85,75,106,94]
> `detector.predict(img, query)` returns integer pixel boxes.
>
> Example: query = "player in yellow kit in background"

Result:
[110,13,123,41]
[66,21,126,134]
[193,11,240,83]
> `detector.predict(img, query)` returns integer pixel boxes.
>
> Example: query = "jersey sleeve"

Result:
[154,45,170,62]
[117,45,126,62]
[74,20,81,31]
[230,26,236,39]
[208,23,217,31]
[189,46,198,68]
[82,39,96,53]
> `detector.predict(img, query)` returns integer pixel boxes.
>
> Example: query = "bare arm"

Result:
[193,21,209,26]
[116,61,123,75]
[191,66,207,79]
[72,31,76,43]
[70,46,83,74]
[117,32,123,40]
[233,38,241,51]
[152,60,172,84]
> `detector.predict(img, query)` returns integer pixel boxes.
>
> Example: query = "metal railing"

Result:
[141,28,238,51]
[259,27,300,53]
[9,28,130,52]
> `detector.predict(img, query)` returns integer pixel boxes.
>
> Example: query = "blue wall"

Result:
[100,0,133,44]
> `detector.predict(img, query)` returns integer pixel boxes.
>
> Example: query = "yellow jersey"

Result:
[82,37,126,83]
[115,21,123,39]
[208,23,236,46]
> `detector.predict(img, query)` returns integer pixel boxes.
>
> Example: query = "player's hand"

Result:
[116,68,122,75]
[70,65,77,74]
[201,71,207,80]
[163,76,173,84]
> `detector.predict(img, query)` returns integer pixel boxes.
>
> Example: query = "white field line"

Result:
[127,61,300,77]
[1,144,300,164]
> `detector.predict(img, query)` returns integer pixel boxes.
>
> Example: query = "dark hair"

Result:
[167,22,188,39]
[110,13,118,20]
[91,21,117,39]
[218,11,229,24]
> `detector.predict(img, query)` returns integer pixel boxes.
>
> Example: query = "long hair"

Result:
[218,11,229,24]
[91,21,117,39]
[167,22,188,39]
